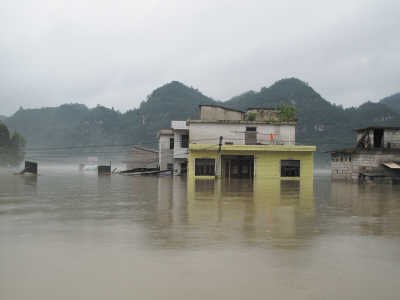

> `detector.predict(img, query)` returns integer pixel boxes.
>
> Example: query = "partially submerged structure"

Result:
[157,121,188,175]
[123,146,158,170]
[187,105,315,181]
[331,126,400,182]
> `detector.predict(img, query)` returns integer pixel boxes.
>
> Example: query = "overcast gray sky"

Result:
[1,0,399,115]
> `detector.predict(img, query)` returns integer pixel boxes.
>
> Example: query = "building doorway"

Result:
[373,128,384,148]
[221,155,254,179]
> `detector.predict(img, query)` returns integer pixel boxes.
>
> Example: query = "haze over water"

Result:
[1,168,400,299]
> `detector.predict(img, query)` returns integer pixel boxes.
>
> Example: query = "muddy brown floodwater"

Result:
[1,168,400,299]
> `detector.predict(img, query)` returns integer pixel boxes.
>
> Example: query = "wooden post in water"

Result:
[20,161,38,175]
[98,165,111,176]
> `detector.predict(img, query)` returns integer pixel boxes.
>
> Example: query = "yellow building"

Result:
[188,144,316,181]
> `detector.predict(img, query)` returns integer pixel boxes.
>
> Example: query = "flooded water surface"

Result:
[1,168,400,299]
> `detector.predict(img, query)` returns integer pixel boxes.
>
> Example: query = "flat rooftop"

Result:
[190,144,316,152]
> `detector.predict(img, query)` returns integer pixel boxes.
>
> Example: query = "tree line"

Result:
[0,122,25,166]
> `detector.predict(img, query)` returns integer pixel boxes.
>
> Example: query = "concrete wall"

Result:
[384,129,400,149]
[159,134,173,170]
[125,148,158,170]
[331,152,400,180]
[200,106,244,121]
[189,123,295,145]
[173,129,189,159]
[331,153,353,180]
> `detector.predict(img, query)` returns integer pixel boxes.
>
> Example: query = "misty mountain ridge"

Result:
[380,92,400,114]
[3,78,400,158]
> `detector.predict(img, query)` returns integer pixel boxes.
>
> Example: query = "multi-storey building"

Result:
[159,105,316,180]
[187,105,315,181]
[158,121,189,175]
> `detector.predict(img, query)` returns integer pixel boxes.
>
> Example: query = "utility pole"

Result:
[216,136,223,177]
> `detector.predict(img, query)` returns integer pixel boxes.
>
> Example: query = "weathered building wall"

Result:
[331,153,353,180]
[384,129,400,149]
[189,123,296,145]
[125,147,158,170]
[159,134,173,170]
[200,106,244,121]
[331,152,400,180]
[351,153,399,179]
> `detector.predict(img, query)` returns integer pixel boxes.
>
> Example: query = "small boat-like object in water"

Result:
[119,168,172,176]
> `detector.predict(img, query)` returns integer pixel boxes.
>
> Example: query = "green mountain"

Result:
[3,78,400,166]
[4,81,215,149]
[225,78,400,152]
[380,92,400,113]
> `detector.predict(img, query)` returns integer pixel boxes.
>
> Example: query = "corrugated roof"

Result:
[382,162,400,169]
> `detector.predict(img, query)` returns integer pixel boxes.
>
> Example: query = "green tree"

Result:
[277,104,296,121]
[0,122,25,166]
[9,133,26,165]
[0,122,10,146]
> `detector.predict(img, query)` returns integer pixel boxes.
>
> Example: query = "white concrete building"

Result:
[158,128,174,171]
[158,105,297,176]
[189,105,295,146]
[157,121,189,175]
[172,121,189,175]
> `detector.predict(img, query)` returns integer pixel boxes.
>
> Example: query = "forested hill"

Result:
[380,92,400,114]
[3,79,400,159]
[225,78,400,152]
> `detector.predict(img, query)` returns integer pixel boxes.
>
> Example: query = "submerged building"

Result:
[184,105,315,181]
[158,105,315,179]
[158,121,189,175]
[123,146,158,170]
[331,126,400,182]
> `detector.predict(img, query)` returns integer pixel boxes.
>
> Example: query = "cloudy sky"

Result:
[1,0,399,115]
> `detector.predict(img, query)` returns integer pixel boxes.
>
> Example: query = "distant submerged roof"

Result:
[247,107,278,111]
[198,104,245,113]
[355,126,400,132]
[131,145,158,153]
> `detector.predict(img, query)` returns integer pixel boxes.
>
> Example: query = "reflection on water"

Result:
[184,178,315,247]
[1,169,400,300]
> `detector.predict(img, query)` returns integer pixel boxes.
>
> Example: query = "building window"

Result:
[167,163,173,170]
[169,138,174,149]
[245,127,257,145]
[181,134,189,148]
[281,160,300,177]
[195,159,215,176]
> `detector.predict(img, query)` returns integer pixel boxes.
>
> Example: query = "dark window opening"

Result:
[195,159,215,176]
[181,134,189,148]
[169,138,174,149]
[281,160,300,177]
[373,129,384,148]
[167,163,173,170]
[180,162,187,174]
[222,155,254,179]
[245,127,257,145]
